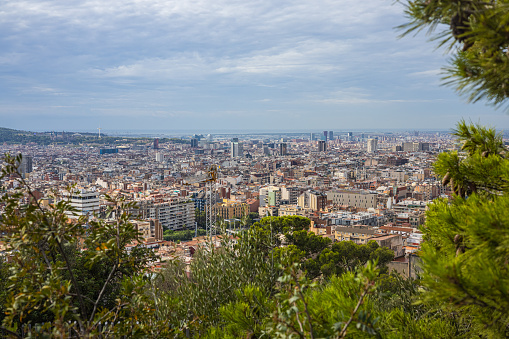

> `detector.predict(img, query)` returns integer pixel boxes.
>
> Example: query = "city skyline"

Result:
[1,0,509,131]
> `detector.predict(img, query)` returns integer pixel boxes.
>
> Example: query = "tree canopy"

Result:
[400,0,509,108]
[420,121,509,337]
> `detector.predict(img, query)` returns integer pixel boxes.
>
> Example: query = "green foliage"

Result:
[254,215,310,234]
[156,225,281,334]
[453,120,506,157]
[163,228,206,242]
[265,261,381,338]
[434,121,509,198]
[418,122,509,337]
[195,208,206,228]
[285,229,332,255]
[205,285,274,338]
[0,153,161,337]
[305,240,395,279]
[420,194,509,337]
[400,0,509,108]
[380,307,468,339]
[0,260,9,324]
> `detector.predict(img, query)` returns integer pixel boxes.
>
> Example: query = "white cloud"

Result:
[317,88,445,104]
[90,38,349,81]
[409,69,442,77]
[1,0,494,130]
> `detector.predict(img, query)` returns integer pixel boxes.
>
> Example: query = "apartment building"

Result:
[326,190,378,209]
[334,224,378,244]
[63,189,100,217]
[212,200,249,220]
[298,191,327,211]
[135,198,195,231]
[132,219,163,242]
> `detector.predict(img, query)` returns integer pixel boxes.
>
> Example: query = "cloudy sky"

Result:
[1,0,508,132]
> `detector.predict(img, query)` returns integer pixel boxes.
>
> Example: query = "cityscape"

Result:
[2,128,461,270]
[1,0,508,337]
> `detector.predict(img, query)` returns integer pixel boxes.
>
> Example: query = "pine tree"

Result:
[400,0,509,108]
[419,122,509,337]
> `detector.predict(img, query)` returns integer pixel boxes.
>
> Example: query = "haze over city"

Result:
[1,0,508,132]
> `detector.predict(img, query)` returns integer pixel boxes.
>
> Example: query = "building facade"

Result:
[132,219,163,242]
[64,189,100,217]
[367,139,378,153]
[326,190,378,209]
[135,198,195,231]
[212,200,249,220]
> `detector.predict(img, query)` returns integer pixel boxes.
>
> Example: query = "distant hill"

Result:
[0,126,106,144]
[0,127,43,143]
[0,127,189,145]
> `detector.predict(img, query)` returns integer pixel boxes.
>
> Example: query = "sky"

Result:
[1,0,508,133]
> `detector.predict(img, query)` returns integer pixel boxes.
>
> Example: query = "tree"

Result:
[195,208,206,228]
[304,240,395,279]
[285,229,332,256]
[246,212,259,226]
[417,122,509,337]
[401,2,509,331]
[163,228,206,242]
[156,224,282,335]
[0,260,8,325]
[255,215,310,234]
[400,0,509,108]
[257,261,382,338]
[435,120,508,198]
[400,3,509,331]
[0,153,164,337]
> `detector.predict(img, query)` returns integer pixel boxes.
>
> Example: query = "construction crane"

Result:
[183,164,219,242]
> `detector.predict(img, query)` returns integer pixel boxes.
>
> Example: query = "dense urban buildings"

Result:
[1,128,485,269]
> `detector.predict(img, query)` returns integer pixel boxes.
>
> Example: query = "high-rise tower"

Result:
[20,155,33,177]
[318,140,327,152]
[367,138,378,153]
[231,141,243,158]
[279,143,287,156]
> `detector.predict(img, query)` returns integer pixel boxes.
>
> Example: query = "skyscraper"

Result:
[190,138,198,148]
[323,131,328,141]
[153,138,159,149]
[328,131,333,141]
[20,155,32,176]
[279,143,287,156]
[318,140,327,152]
[367,139,378,153]
[231,141,243,158]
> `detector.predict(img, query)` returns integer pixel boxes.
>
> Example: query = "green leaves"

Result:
[265,261,381,338]
[434,121,509,198]
[418,123,509,337]
[399,0,509,109]
[285,229,332,256]
[0,153,159,337]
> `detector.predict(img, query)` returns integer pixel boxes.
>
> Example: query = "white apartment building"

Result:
[136,198,195,231]
[367,139,378,153]
[64,189,100,217]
